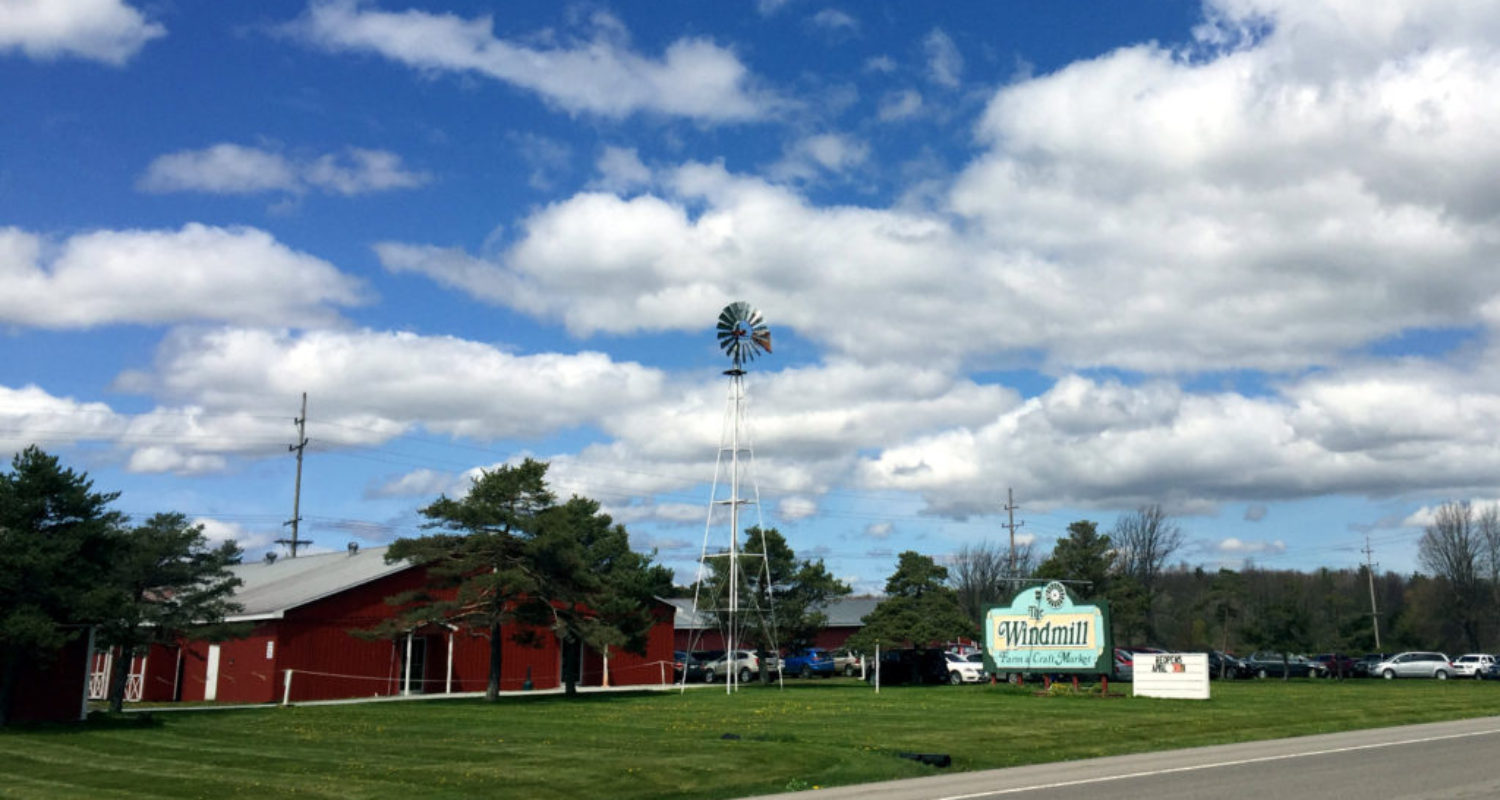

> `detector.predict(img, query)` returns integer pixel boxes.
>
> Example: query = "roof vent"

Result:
[264,552,278,564]
[347,541,360,556]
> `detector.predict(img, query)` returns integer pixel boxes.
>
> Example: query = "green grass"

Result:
[5,679,1500,799]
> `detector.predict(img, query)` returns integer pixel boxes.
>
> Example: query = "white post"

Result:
[603,647,611,688]
[282,670,294,706]
[403,632,413,696]
[660,661,666,685]
[874,642,881,694]
[79,626,96,721]
[446,632,454,694]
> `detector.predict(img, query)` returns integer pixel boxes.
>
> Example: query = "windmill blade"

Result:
[752,329,772,354]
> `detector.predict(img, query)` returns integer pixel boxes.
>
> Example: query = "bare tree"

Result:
[1478,504,1500,590]
[1418,500,1486,651]
[948,540,1035,629]
[1111,504,1184,641]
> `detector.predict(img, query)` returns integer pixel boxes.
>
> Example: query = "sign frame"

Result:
[982,581,1112,676]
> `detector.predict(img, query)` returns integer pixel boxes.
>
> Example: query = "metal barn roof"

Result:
[225,545,411,621]
[664,595,881,631]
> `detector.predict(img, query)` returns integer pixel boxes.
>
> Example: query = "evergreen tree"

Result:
[847,551,972,652]
[383,459,557,702]
[0,447,122,727]
[96,513,243,713]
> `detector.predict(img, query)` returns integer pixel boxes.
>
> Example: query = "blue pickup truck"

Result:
[783,647,836,678]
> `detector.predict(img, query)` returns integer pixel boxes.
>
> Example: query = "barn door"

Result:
[88,651,112,700]
[204,644,221,701]
[125,652,147,702]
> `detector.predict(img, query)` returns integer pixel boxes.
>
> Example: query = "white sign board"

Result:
[1133,652,1210,700]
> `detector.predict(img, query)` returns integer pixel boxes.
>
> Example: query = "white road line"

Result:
[936,727,1500,800]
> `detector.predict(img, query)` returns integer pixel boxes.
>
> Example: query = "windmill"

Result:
[688,301,780,692]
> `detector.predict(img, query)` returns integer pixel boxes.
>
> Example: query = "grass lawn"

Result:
[5,679,1500,799]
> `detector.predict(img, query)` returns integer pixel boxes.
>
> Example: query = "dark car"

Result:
[1309,653,1357,678]
[783,647,836,679]
[866,649,949,685]
[1208,650,1249,679]
[1244,651,1314,679]
[674,650,709,683]
[1352,653,1391,678]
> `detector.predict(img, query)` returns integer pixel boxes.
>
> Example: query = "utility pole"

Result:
[276,393,310,557]
[1363,533,1381,649]
[1003,488,1024,576]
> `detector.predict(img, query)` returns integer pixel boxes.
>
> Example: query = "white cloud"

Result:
[1402,500,1500,529]
[864,522,893,540]
[0,0,163,64]
[366,468,456,499]
[304,148,430,195]
[864,55,895,73]
[140,143,428,196]
[364,0,1500,377]
[293,1,774,122]
[194,517,278,552]
[809,9,857,34]
[0,384,125,454]
[923,29,962,87]
[877,89,922,121]
[595,146,653,193]
[778,496,818,521]
[769,133,869,181]
[0,224,365,329]
[856,356,1500,517]
[1205,537,1287,557]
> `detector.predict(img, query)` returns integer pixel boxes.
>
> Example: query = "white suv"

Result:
[944,651,985,684]
[1452,653,1495,678]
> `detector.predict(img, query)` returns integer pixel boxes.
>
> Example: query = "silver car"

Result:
[1372,651,1454,680]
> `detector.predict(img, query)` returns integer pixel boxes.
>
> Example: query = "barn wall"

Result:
[138,642,183,702]
[604,603,675,686]
[177,623,279,703]
[8,631,91,724]
[175,561,676,702]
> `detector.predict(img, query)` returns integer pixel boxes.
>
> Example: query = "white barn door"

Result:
[204,645,221,701]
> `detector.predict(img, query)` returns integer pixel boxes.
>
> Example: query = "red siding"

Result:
[176,561,674,703]
[9,632,91,724]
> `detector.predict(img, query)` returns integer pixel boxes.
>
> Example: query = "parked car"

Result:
[1452,654,1496,679]
[783,648,836,679]
[1352,653,1391,678]
[673,650,708,683]
[1112,648,1135,682]
[1482,661,1500,681]
[965,652,995,681]
[1373,652,1455,680]
[830,647,863,677]
[866,648,949,685]
[1244,652,1315,679]
[944,651,985,684]
[1208,650,1249,679]
[1309,653,1357,678]
[703,650,777,683]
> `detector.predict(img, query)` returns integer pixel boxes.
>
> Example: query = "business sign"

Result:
[983,582,1111,675]
[1133,652,1210,700]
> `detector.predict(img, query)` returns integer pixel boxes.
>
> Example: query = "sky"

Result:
[4,0,1500,593]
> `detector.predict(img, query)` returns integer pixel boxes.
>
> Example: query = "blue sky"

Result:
[5,0,1500,591]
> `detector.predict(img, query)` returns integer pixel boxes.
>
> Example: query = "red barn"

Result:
[135,545,672,704]
[7,627,94,724]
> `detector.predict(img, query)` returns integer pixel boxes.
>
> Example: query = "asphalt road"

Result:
[749,716,1500,800]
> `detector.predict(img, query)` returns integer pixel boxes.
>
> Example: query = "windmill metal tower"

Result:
[688,301,781,693]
